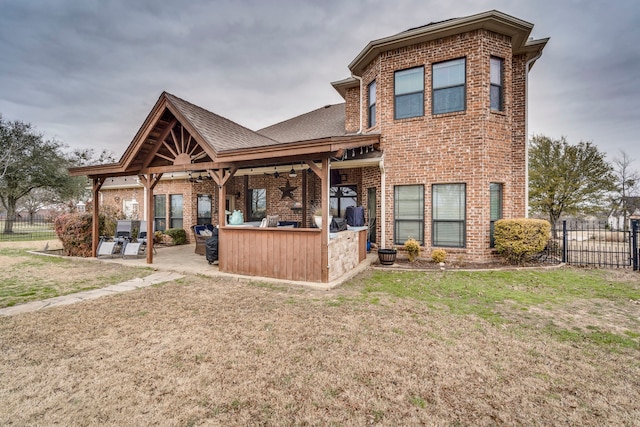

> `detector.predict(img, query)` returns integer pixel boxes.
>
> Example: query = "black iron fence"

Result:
[539,219,639,270]
[0,215,57,242]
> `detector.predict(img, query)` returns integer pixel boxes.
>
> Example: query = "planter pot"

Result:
[314,215,332,229]
[377,248,397,265]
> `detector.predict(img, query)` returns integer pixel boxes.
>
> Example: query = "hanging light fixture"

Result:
[289,165,297,178]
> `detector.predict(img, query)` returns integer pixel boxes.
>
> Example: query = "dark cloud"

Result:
[0,0,638,165]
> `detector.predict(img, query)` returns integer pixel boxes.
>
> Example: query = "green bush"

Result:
[164,228,187,245]
[494,218,550,264]
[54,212,107,257]
[431,249,447,263]
[404,238,421,262]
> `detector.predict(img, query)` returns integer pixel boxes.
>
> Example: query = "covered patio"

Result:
[70,92,380,283]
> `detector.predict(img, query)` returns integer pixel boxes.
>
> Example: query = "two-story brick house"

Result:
[71,10,547,282]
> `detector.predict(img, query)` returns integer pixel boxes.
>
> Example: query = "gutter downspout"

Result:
[351,73,363,134]
[379,154,386,249]
[524,51,543,218]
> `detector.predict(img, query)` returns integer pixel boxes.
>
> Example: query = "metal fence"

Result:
[0,215,57,242]
[539,219,639,270]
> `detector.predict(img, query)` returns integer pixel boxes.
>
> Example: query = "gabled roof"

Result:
[164,93,279,152]
[258,103,346,143]
[347,9,549,75]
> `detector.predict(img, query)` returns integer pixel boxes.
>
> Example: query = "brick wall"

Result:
[348,29,528,261]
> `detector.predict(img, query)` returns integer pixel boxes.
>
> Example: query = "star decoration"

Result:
[279,180,297,200]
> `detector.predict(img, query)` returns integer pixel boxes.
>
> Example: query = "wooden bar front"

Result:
[219,227,323,282]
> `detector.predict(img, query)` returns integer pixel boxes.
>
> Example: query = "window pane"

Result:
[154,195,166,232]
[490,57,502,85]
[395,67,424,95]
[433,221,464,247]
[433,58,465,88]
[170,194,183,229]
[250,188,266,220]
[433,184,465,220]
[395,92,424,119]
[330,185,358,218]
[433,86,465,114]
[490,85,502,111]
[197,194,212,225]
[396,221,423,243]
[490,183,502,221]
[394,185,424,244]
[368,81,376,105]
[154,195,166,216]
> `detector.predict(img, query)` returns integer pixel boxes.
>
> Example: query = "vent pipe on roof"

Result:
[351,72,363,134]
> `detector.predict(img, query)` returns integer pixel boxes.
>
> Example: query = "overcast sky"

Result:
[1,0,638,168]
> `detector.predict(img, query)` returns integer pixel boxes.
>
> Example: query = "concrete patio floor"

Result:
[40,242,376,291]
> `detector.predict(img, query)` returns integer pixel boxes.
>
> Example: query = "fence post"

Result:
[562,220,568,264]
[632,220,639,271]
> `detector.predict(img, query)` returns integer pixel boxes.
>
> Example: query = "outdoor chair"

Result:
[122,221,156,258]
[97,236,118,258]
[192,224,214,255]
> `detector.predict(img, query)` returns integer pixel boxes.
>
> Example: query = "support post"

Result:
[562,220,568,264]
[91,178,104,257]
[138,173,163,264]
[321,158,329,282]
[632,220,639,271]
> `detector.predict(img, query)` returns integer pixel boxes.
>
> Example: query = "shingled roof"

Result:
[164,92,279,153]
[257,103,346,143]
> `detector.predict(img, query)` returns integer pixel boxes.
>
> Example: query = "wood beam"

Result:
[321,158,329,282]
[137,173,162,263]
[142,118,177,169]
[305,160,323,178]
[91,177,104,257]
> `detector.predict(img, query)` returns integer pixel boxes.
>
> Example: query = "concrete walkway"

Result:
[0,271,184,317]
[0,240,376,316]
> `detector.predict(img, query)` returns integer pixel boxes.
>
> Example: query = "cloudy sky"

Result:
[1,0,638,167]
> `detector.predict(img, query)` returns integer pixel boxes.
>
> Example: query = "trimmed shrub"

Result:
[164,228,187,245]
[431,249,447,263]
[54,212,107,257]
[404,238,421,262]
[494,218,551,264]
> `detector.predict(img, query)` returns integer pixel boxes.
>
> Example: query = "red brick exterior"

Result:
[353,29,528,261]
[99,29,532,262]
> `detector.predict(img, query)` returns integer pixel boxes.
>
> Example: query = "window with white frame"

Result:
[394,67,424,119]
[394,185,424,245]
[433,58,466,114]
[490,57,504,111]
[432,183,466,247]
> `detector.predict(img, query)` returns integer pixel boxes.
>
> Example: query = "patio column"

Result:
[138,173,163,264]
[91,177,104,257]
[321,158,330,282]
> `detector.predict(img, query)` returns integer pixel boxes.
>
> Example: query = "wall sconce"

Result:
[235,192,241,199]
[340,173,348,182]
[114,196,120,203]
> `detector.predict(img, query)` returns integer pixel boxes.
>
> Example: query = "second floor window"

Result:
[394,67,424,119]
[368,80,376,127]
[433,58,466,114]
[490,57,504,111]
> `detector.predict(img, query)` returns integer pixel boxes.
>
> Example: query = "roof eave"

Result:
[330,76,359,99]
[349,10,535,75]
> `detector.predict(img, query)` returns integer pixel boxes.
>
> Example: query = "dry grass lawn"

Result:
[0,250,639,425]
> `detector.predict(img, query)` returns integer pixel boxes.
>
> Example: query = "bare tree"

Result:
[610,150,639,230]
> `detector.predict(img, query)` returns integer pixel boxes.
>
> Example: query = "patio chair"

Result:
[97,236,118,258]
[122,220,156,258]
[192,224,214,255]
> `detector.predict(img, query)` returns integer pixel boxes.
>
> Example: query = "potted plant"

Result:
[377,247,397,265]
[312,206,332,229]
